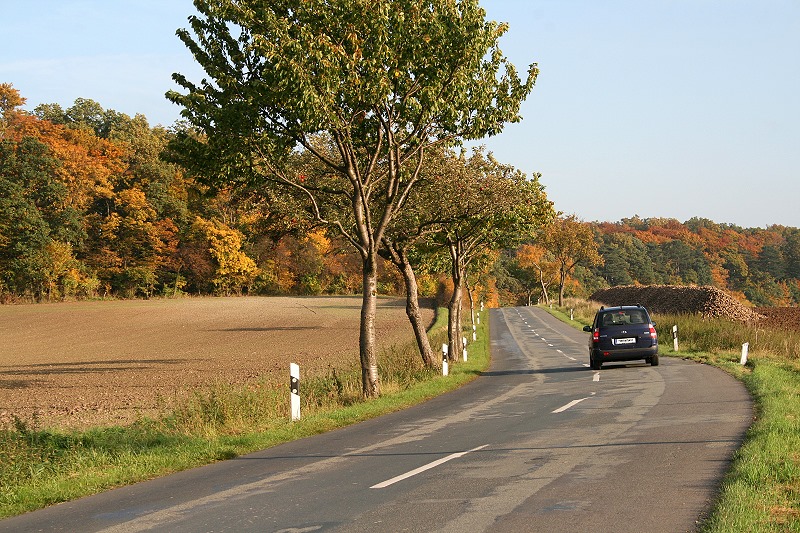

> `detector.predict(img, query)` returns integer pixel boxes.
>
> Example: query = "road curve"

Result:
[1,307,752,532]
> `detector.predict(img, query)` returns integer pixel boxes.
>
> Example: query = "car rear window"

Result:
[600,309,647,326]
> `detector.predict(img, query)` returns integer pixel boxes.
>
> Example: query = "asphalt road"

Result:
[1,306,753,532]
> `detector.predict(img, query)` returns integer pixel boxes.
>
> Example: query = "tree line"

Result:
[8,0,794,398]
[1,84,551,299]
[498,216,800,308]
[3,0,558,398]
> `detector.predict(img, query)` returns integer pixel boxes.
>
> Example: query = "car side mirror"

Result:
[583,325,592,332]
[651,321,657,327]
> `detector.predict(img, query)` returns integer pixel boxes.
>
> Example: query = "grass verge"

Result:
[0,308,490,518]
[545,298,800,532]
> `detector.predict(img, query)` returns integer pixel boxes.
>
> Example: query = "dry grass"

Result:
[0,296,433,430]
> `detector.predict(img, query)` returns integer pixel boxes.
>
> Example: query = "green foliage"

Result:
[505,217,800,307]
[167,0,538,397]
[0,138,60,297]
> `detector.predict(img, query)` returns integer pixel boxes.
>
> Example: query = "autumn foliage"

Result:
[4,84,800,310]
[0,86,402,301]
[502,215,800,308]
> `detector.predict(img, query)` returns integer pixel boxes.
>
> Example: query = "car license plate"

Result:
[614,337,636,345]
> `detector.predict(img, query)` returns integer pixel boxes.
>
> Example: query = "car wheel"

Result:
[650,354,659,366]
[590,355,601,370]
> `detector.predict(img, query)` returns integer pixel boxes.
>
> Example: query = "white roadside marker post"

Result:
[570,308,574,321]
[672,325,679,352]
[442,344,449,376]
[290,363,300,421]
[462,336,468,362]
[741,342,749,365]
[472,324,477,342]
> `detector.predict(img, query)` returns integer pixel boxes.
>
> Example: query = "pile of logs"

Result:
[589,285,765,322]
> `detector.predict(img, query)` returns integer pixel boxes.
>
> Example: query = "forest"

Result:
[1,84,548,308]
[498,216,800,307]
[3,84,799,308]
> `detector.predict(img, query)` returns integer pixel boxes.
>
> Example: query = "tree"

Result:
[0,83,26,136]
[192,216,259,295]
[378,146,464,368]
[0,158,51,295]
[515,243,559,305]
[167,0,538,397]
[0,133,85,299]
[434,150,552,358]
[538,215,603,306]
[782,228,800,279]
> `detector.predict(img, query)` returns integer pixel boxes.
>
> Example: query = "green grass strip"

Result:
[544,300,800,532]
[0,309,490,518]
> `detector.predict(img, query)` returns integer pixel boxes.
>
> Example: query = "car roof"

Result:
[598,305,648,312]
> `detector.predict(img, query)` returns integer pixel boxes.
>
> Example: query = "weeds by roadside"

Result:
[0,308,488,519]
[546,298,800,532]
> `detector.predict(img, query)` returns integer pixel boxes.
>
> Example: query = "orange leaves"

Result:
[516,243,548,269]
[0,83,26,113]
[5,112,125,209]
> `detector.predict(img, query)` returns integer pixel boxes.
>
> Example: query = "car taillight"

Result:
[592,329,600,343]
[649,325,657,338]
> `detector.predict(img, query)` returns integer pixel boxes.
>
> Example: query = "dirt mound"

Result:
[589,285,764,322]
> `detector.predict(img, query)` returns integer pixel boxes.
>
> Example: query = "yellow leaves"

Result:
[304,228,331,255]
[100,213,122,241]
[192,217,259,294]
[0,82,26,113]
[118,188,150,212]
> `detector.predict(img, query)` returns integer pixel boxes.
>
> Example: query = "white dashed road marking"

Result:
[371,445,490,489]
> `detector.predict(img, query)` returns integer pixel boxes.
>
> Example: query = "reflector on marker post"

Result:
[672,325,679,352]
[290,363,300,421]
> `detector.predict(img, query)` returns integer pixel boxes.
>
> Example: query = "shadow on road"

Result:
[480,366,589,377]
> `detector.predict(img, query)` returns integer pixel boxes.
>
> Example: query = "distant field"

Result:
[0,296,431,429]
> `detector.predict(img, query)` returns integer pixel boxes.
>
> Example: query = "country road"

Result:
[1,306,752,532]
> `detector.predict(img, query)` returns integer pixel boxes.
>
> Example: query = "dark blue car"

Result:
[583,305,659,370]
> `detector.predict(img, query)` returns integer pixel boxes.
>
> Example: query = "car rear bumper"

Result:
[592,346,658,362]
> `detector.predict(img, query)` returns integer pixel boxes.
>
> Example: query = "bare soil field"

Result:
[0,296,433,430]
[756,306,800,332]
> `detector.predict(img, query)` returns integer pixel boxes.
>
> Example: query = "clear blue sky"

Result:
[3,1,798,229]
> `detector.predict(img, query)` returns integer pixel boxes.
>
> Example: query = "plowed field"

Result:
[756,307,800,331]
[0,296,432,430]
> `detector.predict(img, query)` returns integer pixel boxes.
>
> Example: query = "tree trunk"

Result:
[447,243,463,361]
[360,252,381,398]
[399,252,436,367]
[539,266,551,305]
[380,241,435,367]
[466,279,476,331]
